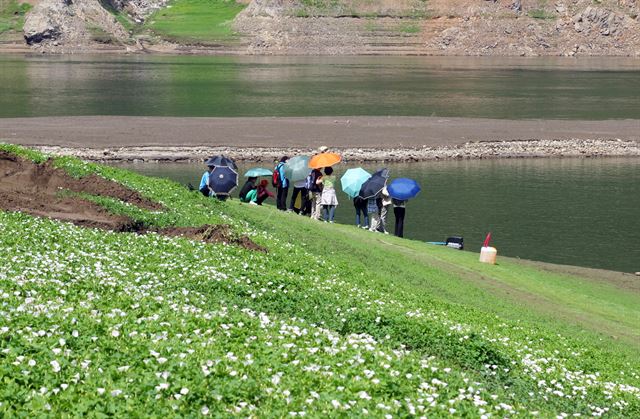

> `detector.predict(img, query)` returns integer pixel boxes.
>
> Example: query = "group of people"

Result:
[201,150,408,238]
[352,189,407,237]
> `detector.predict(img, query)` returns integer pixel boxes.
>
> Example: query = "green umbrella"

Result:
[284,156,311,182]
[341,168,371,198]
[244,168,272,177]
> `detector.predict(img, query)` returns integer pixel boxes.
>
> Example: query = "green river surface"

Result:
[114,159,640,274]
[1,54,640,118]
[1,54,638,272]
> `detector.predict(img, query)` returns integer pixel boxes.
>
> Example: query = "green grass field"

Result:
[0,0,31,35]
[1,144,639,416]
[145,0,246,45]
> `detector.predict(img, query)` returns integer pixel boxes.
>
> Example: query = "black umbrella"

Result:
[358,168,389,199]
[205,155,238,170]
[208,166,238,196]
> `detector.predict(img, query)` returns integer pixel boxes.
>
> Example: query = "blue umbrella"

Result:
[388,178,421,200]
[340,168,371,198]
[244,167,272,177]
[359,168,389,199]
[205,155,238,170]
[208,166,238,196]
[284,156,311,182]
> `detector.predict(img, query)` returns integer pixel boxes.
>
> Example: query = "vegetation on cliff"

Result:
[145,0,246,45]
[0,0,31,36]
[1,144,639,416]
[13,0,640,55]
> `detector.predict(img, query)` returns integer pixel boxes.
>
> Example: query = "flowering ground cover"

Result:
[1,145,639,417]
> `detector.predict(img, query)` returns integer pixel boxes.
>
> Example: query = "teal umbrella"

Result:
[284,156,311,182]
[244,168,272,178]
[341,168,371,198]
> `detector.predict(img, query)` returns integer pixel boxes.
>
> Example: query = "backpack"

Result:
[304,171,315,190]
[305,170,322,192]
[272,164,282,188]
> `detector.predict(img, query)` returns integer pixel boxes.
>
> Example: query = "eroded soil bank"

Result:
[0,150,160,230]
[0,151,263,251]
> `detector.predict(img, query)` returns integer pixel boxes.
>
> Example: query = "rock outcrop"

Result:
[23,0,130,51]
[235,0,640,56]
[19,0,640,55]
[106,0,170,21]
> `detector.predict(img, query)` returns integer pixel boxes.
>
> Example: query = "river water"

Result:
[2,54,639,271]
[114,159,640,273]
[1,54,640,119]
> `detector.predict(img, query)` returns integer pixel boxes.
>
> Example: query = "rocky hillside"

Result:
[14,0,640,55]
[20,0,169,52]
[234,0,640,55]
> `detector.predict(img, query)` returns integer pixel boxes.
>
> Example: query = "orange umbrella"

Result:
[308,152,342,169]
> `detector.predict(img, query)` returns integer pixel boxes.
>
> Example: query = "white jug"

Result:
[479,246,497,264]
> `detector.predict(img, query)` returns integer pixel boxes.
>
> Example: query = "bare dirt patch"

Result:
[0,150,159,230]
[158,225,267,253]
[0,151,264,251]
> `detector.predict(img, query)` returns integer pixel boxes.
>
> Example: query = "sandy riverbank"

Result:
[1,116,639,162]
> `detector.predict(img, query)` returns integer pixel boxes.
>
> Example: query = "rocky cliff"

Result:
[234,0,640,55]
[19,0,640,55]
[21,0,167,52]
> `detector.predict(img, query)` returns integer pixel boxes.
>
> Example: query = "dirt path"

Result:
[2,116,639,148]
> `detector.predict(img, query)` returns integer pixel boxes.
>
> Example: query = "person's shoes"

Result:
[356,224,360,228]
[384,231,389,235]
[329,221,334,224]
[249,201,258,206]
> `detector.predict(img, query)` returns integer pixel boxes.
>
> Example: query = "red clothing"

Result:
[257,185,274,199]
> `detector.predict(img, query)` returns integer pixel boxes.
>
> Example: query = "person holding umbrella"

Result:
[284,156,312,214]
[317,167,338,222]
[208,165,238,201]
[199,164,214,197]
[387,178,421,238]
[392,198,407,237]
[273,156,289,211]
[240,168,272,202]
[289,179,310,214]
[358,168,389,232]
[308,151,341,220]
[340,167,371,229]
[239,177,258,202]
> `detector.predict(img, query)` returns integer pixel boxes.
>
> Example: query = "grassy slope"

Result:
[228,202,640,353]
[145,0,246,45]
[1,144,639,416]
[0,0,31,35]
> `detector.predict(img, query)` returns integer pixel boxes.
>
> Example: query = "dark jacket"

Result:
[308,169,323,193]
[239,179,256,201]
